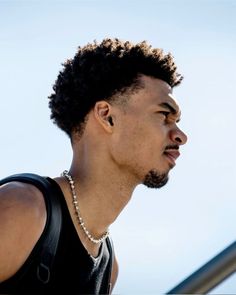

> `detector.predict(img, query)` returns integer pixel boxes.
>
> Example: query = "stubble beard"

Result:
[143,169,169,188]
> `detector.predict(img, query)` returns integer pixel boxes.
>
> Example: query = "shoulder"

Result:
[0,181,47,224]
[0,181,47,282]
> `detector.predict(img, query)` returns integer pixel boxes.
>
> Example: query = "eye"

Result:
[159,111,170,118]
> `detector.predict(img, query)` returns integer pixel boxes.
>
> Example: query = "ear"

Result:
[93,101,115,133]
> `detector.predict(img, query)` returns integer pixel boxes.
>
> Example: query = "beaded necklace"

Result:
[62,170,109,244]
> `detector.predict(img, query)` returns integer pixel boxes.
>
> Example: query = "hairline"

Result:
[70,74,175,141]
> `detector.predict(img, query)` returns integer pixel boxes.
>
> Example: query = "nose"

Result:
[170,127,188,146]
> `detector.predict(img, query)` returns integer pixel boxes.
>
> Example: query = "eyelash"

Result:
[159,111,170,118]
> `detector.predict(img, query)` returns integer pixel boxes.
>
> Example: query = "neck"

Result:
[67,151,137,238]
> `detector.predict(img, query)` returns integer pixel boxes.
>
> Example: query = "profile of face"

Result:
[110,75,188,189]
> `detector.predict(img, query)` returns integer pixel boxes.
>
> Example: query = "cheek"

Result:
[112,117,168,162]
[111,124,144,163]
[125,124,165,157]
[134,123,166,147]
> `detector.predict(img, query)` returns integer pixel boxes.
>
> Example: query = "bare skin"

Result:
[0,75,187,290]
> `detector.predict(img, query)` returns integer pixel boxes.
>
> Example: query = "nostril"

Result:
[175,137,182,143]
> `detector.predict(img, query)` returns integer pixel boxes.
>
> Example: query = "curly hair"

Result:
[48,38,183,137]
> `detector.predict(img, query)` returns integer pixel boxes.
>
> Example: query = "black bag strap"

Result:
[0,173,62,284]
[106,235,115,294]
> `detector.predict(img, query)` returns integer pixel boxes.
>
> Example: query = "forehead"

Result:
[137,75,180,110]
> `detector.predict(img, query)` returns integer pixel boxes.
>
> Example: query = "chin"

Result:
[143,170,169,189]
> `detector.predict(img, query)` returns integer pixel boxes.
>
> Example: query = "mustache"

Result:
[164,144,179,151]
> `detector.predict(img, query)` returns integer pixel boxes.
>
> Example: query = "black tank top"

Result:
[0,177,113,294]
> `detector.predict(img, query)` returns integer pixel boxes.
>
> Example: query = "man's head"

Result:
[49,38,182,137]
[100,76,187,188]
[48,38,187,188]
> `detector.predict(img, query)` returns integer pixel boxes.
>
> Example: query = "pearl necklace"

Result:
[62,170,109,244]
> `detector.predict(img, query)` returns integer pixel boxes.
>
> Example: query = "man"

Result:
[0,38,187,293]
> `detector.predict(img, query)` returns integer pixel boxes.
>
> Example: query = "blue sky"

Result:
[1,0,236,293]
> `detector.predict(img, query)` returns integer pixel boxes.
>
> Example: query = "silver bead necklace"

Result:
[62,170,109,244]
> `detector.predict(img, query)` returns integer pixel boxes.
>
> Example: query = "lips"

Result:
[164,150,180,166]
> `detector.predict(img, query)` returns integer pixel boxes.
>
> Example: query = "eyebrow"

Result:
[159,102,178,114]
[159,102,181,122]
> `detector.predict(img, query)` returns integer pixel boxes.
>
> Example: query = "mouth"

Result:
[163,150,180,166]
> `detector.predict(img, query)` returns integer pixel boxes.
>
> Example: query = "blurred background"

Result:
[1,0,235,293]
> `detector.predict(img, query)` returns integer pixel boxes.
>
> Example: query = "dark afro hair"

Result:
[48,38,183,137]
